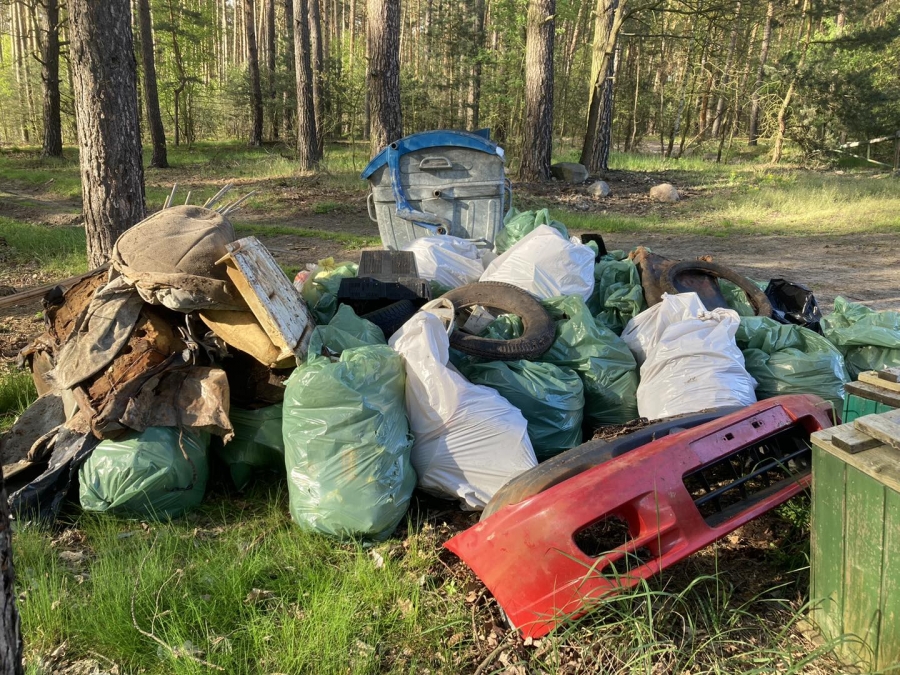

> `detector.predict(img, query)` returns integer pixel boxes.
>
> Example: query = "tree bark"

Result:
[294,0,319,168]
[309,0,325,156]
[266,0,277,140]
[0,465,23,675]
[39,0,63,157]
[748,0,774,146]
[245,0,264,146]
[283,0,296,136]
[366,0,402,155]
[68,0,145,268]
[137,0,168,168]
[519,0,555,180]
[580,0,626,173]
[711,0,741,139]
[467,0,485,130]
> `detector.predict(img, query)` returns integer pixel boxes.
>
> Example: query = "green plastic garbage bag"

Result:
[480,301,638,427]
[459,360,584,461]
[79,427,210,519]
[587,258,646,334]
[736,316,849,409]
[821,296,900,378]
[541,296,638,427]
[720,279,767,317]
[215,405,285,490]
[283,308,415,540]
[494,209,568,254]
[299,258,359,325]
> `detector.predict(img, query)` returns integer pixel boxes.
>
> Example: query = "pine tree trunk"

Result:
[137,0,168,168]
[39,0,63,157]
[0,465,23,675]
[366,0,402,155]
[467,0,485,129]
[283,0,296,136]
[309,0,325,156]
[580,0,625,173]
[294,0,319,168]
[68,0,145,268]
[245,0,264,145]
[266,0,278,139]
[748,0,774,146]
[711,0,741,139]
[519,0,555,180]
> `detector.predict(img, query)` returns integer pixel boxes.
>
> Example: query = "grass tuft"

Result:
[0,367,37,432]
[0,217,87,276]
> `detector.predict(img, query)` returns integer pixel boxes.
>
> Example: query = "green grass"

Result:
[0,367,37,432]
[13,487,842,674]
[0,217,87,276]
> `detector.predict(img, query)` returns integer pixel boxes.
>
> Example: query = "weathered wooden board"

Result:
[879,367,900,384]
[859,371,900,394]
[830,423,883,454]
[854,409,900,453]
[845,380,900,410]
[811,446,846,646]
[216,237,315,364]
[812,432,900,495]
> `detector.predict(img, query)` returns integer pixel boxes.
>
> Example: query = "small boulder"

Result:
[550,162,589,183]
[587,180,610,198]
[649,183,679,203]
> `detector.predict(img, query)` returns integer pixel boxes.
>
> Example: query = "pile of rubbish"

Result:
[4,130,900,638]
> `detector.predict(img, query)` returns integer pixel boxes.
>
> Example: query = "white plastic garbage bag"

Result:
[621,292,707,364]
[389,311,537,510]
[479,225,595,301]
[403,236,485,290]
[626,293,757,419]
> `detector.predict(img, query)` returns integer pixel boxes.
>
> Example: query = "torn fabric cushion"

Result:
[111,204,240,311]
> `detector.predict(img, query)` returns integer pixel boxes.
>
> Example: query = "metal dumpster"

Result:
[361,130,511,250]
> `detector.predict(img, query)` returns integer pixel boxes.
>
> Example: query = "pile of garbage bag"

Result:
[6,189,899,542]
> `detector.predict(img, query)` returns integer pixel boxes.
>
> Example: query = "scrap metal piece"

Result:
[205,236,315,366]
[445,395,834,639]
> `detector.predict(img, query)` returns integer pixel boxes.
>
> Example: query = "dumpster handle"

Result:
[503,178,514,218]
[366,192,378,223]
[388,142,452,236]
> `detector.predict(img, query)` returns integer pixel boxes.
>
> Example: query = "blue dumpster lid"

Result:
[360,130,505,180]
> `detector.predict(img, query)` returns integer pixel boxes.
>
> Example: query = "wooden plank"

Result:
[879,367,900,384]
[841,466,885,668]
[811,447,847,646]
[217,237,315,362]
[830,424,882,454]
[845,381,900,410]
[877,487,900,669]
[813,435,900,495]
[859,371,900,394]
[855,410,900,452]
[0,265,108,312]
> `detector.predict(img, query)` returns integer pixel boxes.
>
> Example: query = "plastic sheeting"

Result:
[389,311,537,510]
[282,308,415,540]
[402,236,485,290]
[216,404,285,490]
[298,258,359,325]
[625,293,757,419]
[736,316,848,409]
[459,359,584,461]
[821,296,900,378]
[480,225,595,302]
[493,209,568,254]
[587,257,646,334]
[539,295,639,427]
[79,426,210,520]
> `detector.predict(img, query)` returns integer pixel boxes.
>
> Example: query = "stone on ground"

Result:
[649,183,679,202]
[550,162,589,183]
[587,180,610,198]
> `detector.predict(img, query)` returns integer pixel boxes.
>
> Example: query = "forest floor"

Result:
[1,141,897,673]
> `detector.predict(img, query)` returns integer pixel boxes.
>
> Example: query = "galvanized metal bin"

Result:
[361,130,511,250]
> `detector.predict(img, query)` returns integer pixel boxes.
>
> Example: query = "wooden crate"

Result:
[842,379,900,423]
[811,416,900,671]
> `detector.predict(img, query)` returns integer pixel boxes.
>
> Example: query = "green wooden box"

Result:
[842,380,900,423]
[811,428,900,671]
